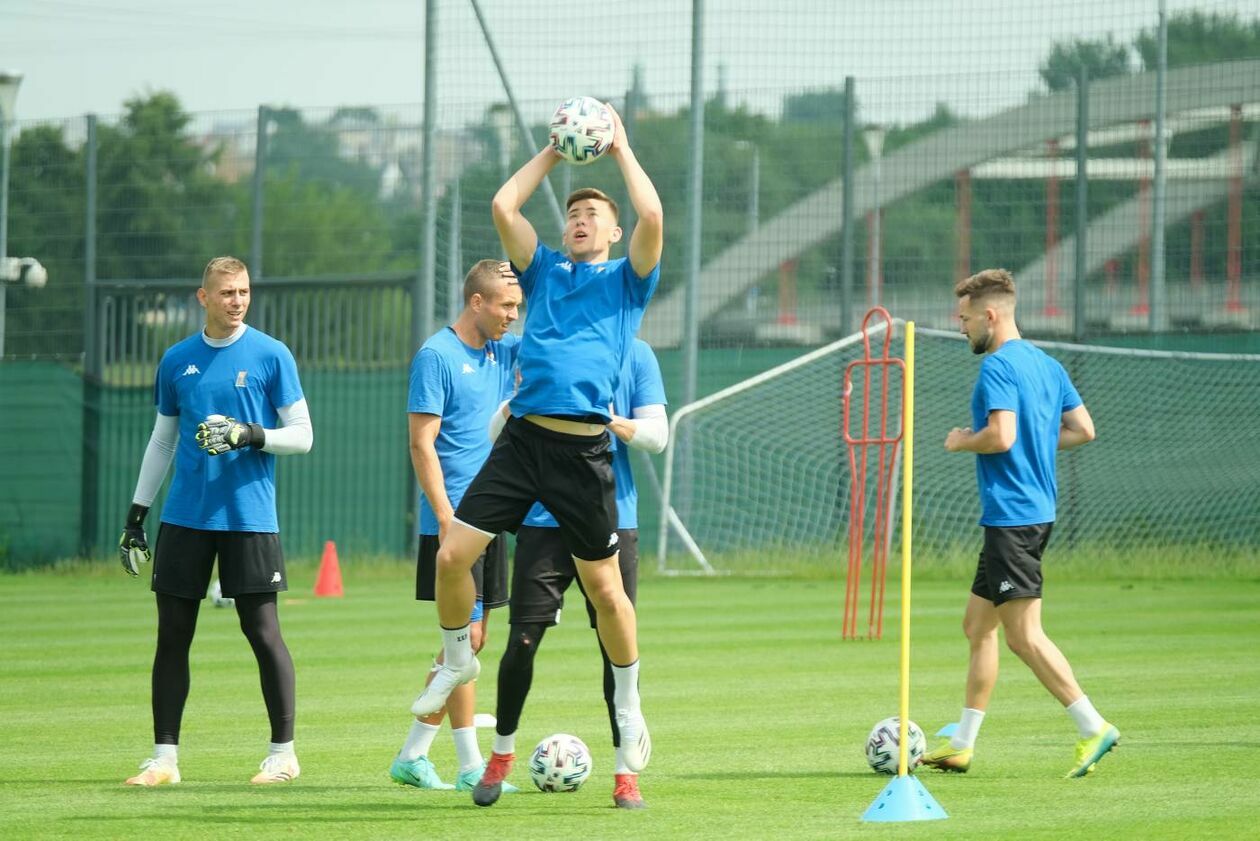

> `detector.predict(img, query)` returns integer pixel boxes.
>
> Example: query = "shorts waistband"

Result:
[512,415,609,444]
[521,414,606,438]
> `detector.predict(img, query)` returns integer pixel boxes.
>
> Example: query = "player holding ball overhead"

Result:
[409,99,663,807]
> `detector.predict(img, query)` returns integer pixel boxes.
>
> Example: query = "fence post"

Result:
[681,0,705,406]
[80,114,100,556]
[251,105,268,280]
[1074,67,1089,342]
[840,76,855,336]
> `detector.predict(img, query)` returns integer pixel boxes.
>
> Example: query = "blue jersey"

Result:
[409,328,518,535]
[524,339,667,531]
[970,339,1082,527]
[154,326,304,532]
[510,244,659,422]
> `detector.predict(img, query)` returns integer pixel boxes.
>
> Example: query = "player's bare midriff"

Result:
[523,414,605,436]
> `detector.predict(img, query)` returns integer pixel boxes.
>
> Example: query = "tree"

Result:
[1039,36,1132,91]
[95,92,236,280]
[1135,10,1260,70]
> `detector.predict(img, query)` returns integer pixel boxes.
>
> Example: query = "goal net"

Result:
[656,324,1260,575]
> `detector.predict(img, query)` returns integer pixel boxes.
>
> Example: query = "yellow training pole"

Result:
[897,322,915,777]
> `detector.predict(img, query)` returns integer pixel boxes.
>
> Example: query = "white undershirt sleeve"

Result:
[488,400,511,442]
[626,404,668,454]
[132,413,179,506]
[262,398,314,455]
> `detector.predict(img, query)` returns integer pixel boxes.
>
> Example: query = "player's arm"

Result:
[1058,404,1096,450]
[193,398,313,456]
[119,412,179,576]
[607,404,668,454]
[944,409,1016,454]
[410,412,454,542]
[491,147,560,271]
[605,103,663,278]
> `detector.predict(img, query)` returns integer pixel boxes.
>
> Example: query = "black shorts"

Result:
[970,523,1053,606]
[509,526,638,627]
[454,417,620,561]
[151,523,287,600]
[415,533,508,609]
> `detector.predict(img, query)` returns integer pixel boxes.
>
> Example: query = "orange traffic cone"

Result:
[314,540,344,597]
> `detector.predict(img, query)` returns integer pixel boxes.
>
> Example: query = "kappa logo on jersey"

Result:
[235,370,248,388]
[558,260,573,272]
[461,363,475,375]
[998,580,1014,593]
[182,364,201,377]
[271,571,282,584]
[607,532,619,549]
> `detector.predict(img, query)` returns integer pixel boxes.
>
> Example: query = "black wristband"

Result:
[246,423,266,448]
[126,503,150,527]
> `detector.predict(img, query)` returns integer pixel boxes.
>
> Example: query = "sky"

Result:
[2,0,1250,127]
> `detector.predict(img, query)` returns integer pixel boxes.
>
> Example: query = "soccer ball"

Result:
[528,733,592,792]
[865,716,926,774]
[548,96,615,165]
[209,578,235,609]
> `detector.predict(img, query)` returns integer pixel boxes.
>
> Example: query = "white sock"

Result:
[268,741,295,757]
[611,660,641,711]
[952,708,985,750]
[442,624,472,670]
[614,746,633,775]
[400,721,441,761]
[452,726,482,772]
[153,743,178,762]
[1066,695,1106,738]
[493,732,516,756]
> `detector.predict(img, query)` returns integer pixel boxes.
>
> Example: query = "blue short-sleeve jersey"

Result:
[524,338,667,531]
[154,326,304,532]
[409,328,518,535]
[510,244,659,422]
[970,339,1082,526]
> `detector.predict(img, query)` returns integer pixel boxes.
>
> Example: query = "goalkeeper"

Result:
[118,256,312,787]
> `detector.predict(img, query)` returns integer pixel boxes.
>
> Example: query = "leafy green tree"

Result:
[1135,10,1260,70]
[95,92,235,280]
[1039,36,1132,91]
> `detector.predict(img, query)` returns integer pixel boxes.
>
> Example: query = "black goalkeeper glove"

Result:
[195,414,265,456]
[119,503,152,577]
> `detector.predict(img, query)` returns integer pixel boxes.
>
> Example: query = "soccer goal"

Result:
[656,325,1260,576]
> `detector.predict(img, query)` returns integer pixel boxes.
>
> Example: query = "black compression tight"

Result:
[151,591,295,745]
[495,622,621,747]
[494,623,548,738]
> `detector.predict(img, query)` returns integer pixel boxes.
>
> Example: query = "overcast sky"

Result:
[2,0,1248,127]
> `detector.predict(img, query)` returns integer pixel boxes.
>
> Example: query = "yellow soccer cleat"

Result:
[125,757,181,786]
[251,752,301,784]
[1066,723,1120,778]
[919,740,972,773]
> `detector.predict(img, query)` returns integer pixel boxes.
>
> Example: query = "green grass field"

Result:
[3,563,1259,840]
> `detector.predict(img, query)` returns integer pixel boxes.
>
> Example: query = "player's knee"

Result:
[502,623,546,668]
[582,580,627,614]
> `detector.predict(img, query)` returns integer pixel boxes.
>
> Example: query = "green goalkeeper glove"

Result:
[195,414,265,456]
[119,503,152,577]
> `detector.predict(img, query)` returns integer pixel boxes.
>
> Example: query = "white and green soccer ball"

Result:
[865,716,926,774]
[548,96,615,166]
[529,733,592,792]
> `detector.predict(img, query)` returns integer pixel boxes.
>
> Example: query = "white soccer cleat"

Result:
[615,708,652,773]
[251,752,301,784]
[410,657,481,717]
[125,756,181,786]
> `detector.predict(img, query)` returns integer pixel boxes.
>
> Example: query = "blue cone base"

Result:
[936,722,959,738]
[862,774,949,822]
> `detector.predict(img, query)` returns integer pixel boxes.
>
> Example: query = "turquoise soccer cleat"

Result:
[390,754,454,790]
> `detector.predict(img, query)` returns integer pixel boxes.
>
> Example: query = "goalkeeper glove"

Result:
[119,503,152,577]
[196,414,265,456]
